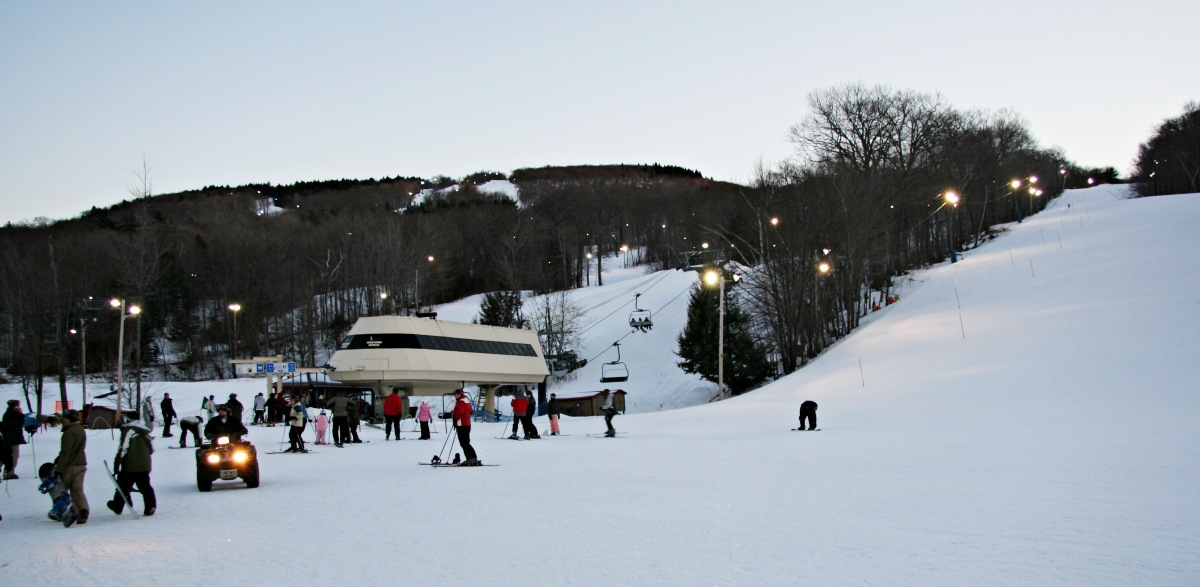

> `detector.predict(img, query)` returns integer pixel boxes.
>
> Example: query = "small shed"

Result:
[551,389,627,417]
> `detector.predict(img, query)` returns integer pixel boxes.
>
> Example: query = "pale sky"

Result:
[2,1,1196,224]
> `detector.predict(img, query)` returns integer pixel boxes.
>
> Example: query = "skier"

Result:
[509,391,528,439]
[417,400,432,440]
[265,392,279,426]
[37,463,77,526]
[452,389,480,465]
[287,401,308,453]
[178,415,203,448]
[383,388,403,441]
[2,399,26,479]
[525,392,540,439]
[252,392,267,425]
[107,420,156,516]
[601,389,618,437]
[798,400,818,431]
[313,411,329,445]
[54,410,89,524]
[160,393,177,437]
[346,398,362,443]
[547,393,561,436]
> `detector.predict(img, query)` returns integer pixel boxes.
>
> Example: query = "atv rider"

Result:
[204,405,248,443]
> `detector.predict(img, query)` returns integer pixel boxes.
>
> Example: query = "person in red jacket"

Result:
[451,389,480,465]
[383,388,404,441]
[508,391,529,440]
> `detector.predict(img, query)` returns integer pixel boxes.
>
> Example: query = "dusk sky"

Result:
[2,1,1196,224]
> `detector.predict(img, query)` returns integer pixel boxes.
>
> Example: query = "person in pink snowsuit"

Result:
[314,411,329,445]
[417,401,432,440]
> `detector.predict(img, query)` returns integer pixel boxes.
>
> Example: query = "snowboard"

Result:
[60,503,80,527]
[103,460,140,519]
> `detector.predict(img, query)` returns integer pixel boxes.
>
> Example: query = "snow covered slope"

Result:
[2,184,1198,585]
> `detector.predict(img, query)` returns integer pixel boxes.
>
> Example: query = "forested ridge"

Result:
[4,83,1164,415]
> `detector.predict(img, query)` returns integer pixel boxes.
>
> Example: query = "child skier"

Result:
[314,411,329,445]
[37,463,78,527]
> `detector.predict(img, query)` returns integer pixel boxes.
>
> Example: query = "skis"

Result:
[418,462,498,467]
[791,428,822,431]
[586,432,626,438]
[266,450,316,454]
[103,460,140,519]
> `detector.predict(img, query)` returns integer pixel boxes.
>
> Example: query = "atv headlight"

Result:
[206,454,221,464]
[217,436,230,446]
[232,451,248,464]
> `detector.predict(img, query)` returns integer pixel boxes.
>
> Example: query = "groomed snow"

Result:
[2,184,1198,585]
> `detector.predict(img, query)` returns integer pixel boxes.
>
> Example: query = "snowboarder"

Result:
[547,393,561,435]
[452,389,480,465]
[37,463,77,526]
[601,389,618,437]
[417,400,432,440]
[252,392,267,425]
[383,388,403,440]
[2,399,27,479]
[798,400,818,431]
[178,415,203,448]
[54,410,89,524]
[160,393,177,437]
[107,420,156,516]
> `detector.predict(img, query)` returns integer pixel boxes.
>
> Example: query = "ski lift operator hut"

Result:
[325,316,550,411]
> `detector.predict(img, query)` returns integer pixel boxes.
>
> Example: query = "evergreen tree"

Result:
[474,290,525,328]
[675,270,775,395]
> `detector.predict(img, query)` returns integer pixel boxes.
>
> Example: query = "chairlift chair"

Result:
[628,293,653,331]
[599,342,630,383]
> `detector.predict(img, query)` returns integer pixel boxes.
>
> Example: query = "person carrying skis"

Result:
[798,400,818,431]
[178,415,203,448]
[601,389,618,437]
[160,393,177,437]
[417,400,432,440]
[452,389,480,465]
[383,388,403,441]
[54,410,89,524]
[107,420,156,516]
[547,393,561,436]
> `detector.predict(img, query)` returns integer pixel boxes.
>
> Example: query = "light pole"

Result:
[415,255,434,314]
[109,298,140,423]
[228,303,241,378]
[133,305,143,407]
[703,269,726,401]
[944,191,961,262]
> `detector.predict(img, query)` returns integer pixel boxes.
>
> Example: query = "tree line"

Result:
[1,83,1141,413]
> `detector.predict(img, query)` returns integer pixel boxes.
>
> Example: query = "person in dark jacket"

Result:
[547,393,561,435]
[524,392,540,439]
[226,393,245,424]
[160,393,177,437]
[347,398,362,443]
[798,400,818,430]
[107,420,156,516]
[204,405,248,442]
[325,394,351,447]
[2,399,27,479]
[55,410,89,524]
